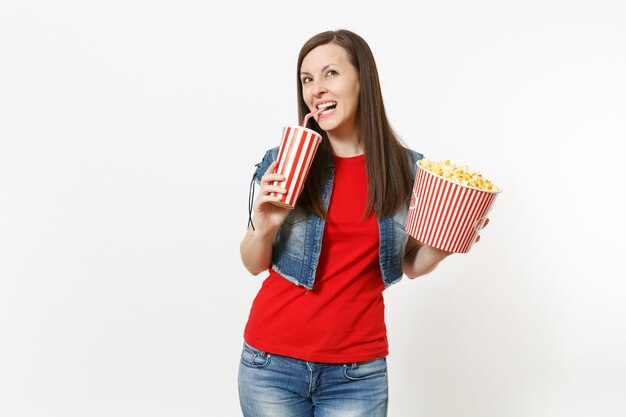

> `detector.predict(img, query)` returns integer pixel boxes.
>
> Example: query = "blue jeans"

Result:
[238,342,388,417]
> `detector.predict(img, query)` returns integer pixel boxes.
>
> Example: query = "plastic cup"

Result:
[406,161,501,253]
[270,126,322,209]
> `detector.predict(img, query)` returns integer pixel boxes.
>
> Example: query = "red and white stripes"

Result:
[270,126,322,208]
[406,163,500,253]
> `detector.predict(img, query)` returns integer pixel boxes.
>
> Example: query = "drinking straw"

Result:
[302,108,325,127]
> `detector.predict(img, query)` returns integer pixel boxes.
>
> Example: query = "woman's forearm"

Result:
[240,227,277,276]
[402,243,451,279]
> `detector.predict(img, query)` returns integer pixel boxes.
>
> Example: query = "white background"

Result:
[1,0,625,416]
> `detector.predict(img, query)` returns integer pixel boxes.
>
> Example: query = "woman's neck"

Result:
[327,131,363,157]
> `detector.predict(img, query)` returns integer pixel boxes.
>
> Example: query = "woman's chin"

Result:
[317,119,338,132]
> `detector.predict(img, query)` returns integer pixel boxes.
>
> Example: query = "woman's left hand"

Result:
[474,218,490,243]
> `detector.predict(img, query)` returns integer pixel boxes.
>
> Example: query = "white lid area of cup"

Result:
[285,125,323,139]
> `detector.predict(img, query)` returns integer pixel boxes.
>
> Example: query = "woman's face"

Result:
[300,43,360,137]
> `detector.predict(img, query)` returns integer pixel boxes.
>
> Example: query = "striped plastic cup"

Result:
[406,161,501,253]
[270,126,322,209]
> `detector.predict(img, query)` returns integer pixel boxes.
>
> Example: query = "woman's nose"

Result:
[311,80,327,97]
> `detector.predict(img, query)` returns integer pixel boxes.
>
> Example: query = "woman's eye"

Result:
[326,70,337,77]
[301,77,312,84]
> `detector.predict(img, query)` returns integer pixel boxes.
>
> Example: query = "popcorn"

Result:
[418,158,500,192]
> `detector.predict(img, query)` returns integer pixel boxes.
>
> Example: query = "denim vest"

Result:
[251,147,423,290]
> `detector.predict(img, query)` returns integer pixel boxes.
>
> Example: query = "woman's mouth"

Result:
[316,101,337,118]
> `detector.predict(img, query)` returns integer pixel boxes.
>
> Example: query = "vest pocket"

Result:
[284,206,307,225]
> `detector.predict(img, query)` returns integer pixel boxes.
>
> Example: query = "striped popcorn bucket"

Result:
[270,126,322,209]
[406,161,501,253]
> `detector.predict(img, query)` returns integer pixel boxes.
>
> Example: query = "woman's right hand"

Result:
[251,161,292,237]
[241,161,292,275]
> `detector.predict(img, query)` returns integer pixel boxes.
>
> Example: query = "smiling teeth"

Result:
[317,101,337,109]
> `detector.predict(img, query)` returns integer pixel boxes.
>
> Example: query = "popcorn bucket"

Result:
[406,161,501,253]
[270,126,322,208]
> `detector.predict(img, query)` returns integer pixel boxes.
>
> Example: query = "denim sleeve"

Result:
[407,149,424,179]
[253,147,280,185]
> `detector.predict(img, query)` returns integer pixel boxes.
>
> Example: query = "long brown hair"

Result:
[296,29,412,219]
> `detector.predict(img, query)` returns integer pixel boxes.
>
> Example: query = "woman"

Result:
[239,29,483,417]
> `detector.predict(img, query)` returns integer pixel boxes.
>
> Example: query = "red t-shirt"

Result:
[244,154,388,363]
